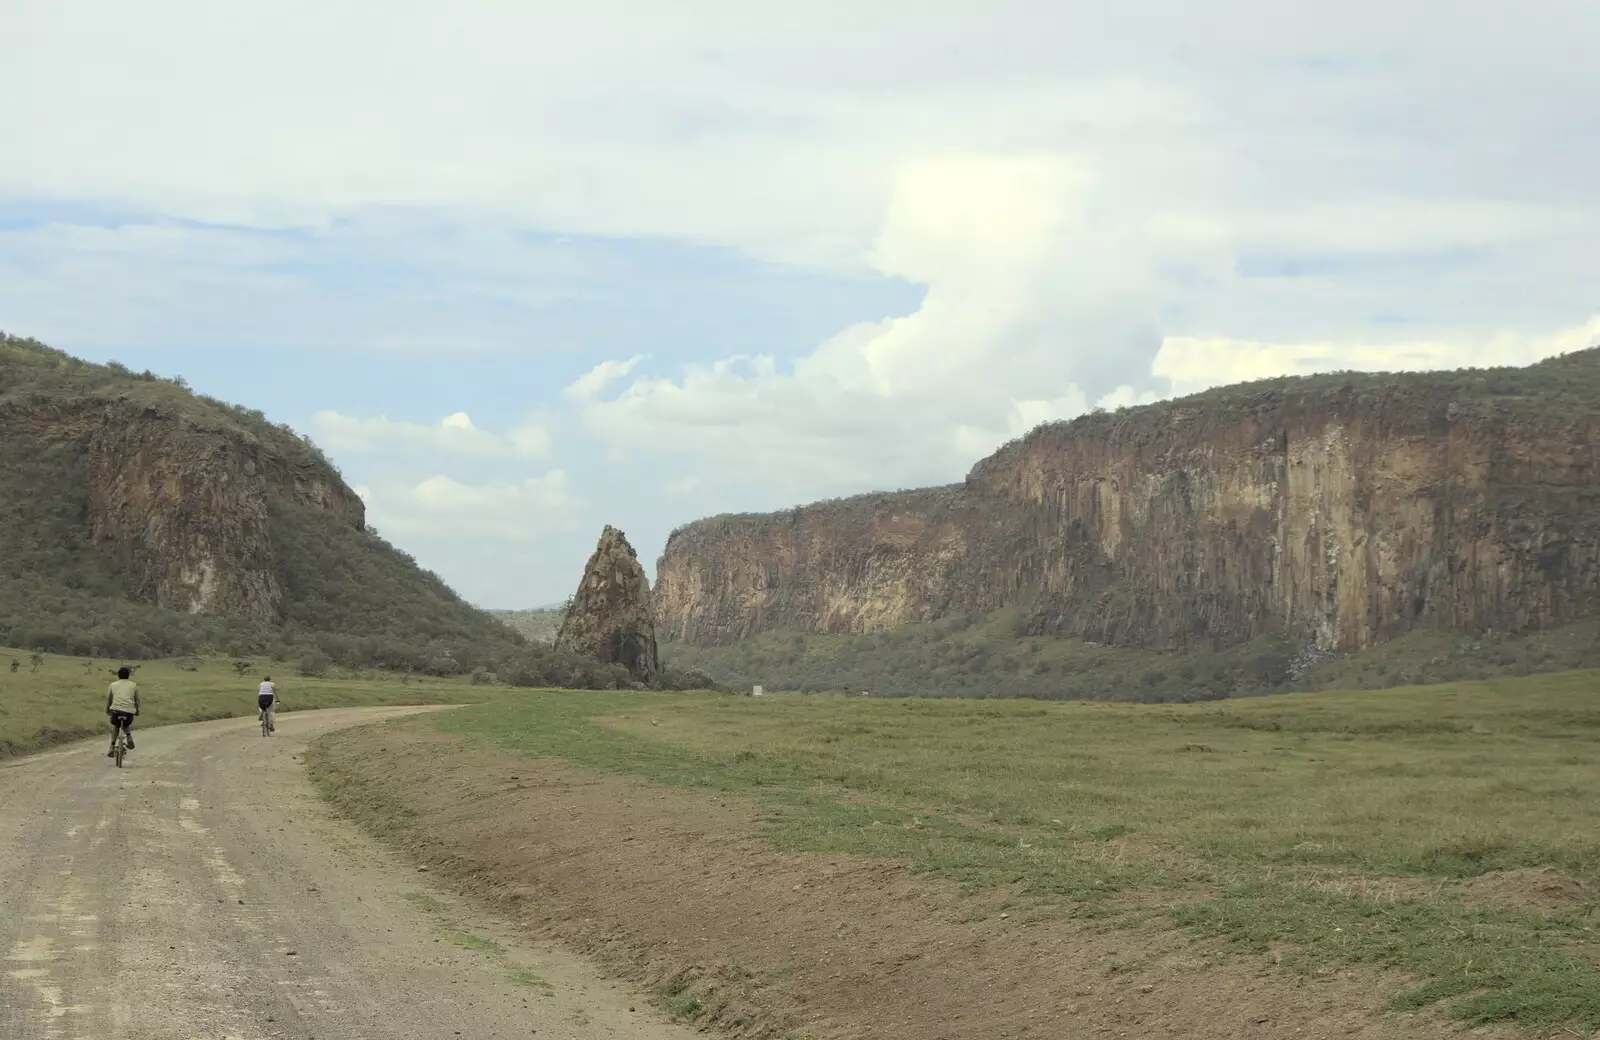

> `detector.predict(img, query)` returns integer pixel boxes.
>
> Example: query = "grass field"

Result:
[0,646,479,757]
[13,642,1597,1028]
[424,671,1600,1030]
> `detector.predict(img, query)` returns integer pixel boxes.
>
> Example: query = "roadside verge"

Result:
[307,711,1495,1040]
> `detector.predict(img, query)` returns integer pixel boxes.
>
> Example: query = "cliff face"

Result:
[556,525,660,684]
[654,487,975,646]
[8,395,365,622]
[94,402,363,622]
[656,352,1600,653]
[0,333,528,670]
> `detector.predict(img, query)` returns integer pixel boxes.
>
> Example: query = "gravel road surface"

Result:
[0,707,695,1040]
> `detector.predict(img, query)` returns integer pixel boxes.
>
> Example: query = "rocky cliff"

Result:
[557,526,660,684]
[6,387,364,623]
[0,333,522,669]
[656,349,1600,653]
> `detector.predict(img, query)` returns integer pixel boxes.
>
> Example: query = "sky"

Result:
[2,1,1597,609]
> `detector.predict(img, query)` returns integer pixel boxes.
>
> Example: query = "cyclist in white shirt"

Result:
[106,666,140,756]
[257,676,279,733]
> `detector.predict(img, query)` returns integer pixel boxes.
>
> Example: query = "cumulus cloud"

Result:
[355,472,576,542]
[565,356,648,400]
[309,410,551,459]
[1155,317,1600,397]
[4,0,1597,591]
[575,227,1599,499]
[567,153,1182,494]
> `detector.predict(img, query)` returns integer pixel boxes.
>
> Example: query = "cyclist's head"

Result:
[117,666,131,680]
[263,675,271,682]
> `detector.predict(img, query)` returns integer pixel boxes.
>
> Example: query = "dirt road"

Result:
[0,708,698,1040]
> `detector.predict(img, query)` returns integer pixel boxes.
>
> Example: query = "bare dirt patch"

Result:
[1451,868,1594,915]
[312,722,1513,1040]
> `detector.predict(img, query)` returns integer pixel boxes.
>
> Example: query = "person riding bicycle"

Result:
[257,675,279,733]
[106,666,139,757]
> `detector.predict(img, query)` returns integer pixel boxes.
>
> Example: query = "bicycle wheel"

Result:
[114,731,125,768]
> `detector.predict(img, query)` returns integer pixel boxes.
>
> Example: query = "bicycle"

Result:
[112,721,129,768]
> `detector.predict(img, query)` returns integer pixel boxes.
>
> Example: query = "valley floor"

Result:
[310,676,1600,1039]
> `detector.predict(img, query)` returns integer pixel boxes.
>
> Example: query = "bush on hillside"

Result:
[296,649,333,677]
[663,614,1600,701]
[499,643,637,690]
[658,666,722,692]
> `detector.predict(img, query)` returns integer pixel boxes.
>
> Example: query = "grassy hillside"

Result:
[0,333,331,467]
[664,610,1600,700]
[0,332,530,673]
[0,646,481,757]
[319,668,1600,1030]
[489,606,565,644]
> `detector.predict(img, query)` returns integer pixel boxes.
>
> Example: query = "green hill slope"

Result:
[489,606,565,644]
[0,332,527,673]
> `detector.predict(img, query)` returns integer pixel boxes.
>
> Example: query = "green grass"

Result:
[399,891,447,914]
[658,978,708,1022]
[504,967,555,992]
[443,930,503,954]
[0,646,479,757]
[431,671,1600,1029]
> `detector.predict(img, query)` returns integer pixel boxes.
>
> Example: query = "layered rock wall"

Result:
[657,359,1600,652]
[6,395,365,622]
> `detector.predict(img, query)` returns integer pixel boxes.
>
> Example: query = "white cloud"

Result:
[565,355,648,400]
[567,153,1175,495]
[3,0,1597,595]
[4,1,1594,275]
[576,300,1600,499]
[358,472,576,542]
[309,410,551,459]
[1155,316,1600,397]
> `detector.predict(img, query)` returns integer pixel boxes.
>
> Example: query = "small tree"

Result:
[296,650,332,678]
[232,660,253,679]
[7,658,17,673]
[29,651,43,674]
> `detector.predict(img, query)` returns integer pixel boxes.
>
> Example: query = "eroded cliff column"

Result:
[556,525,661,685]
